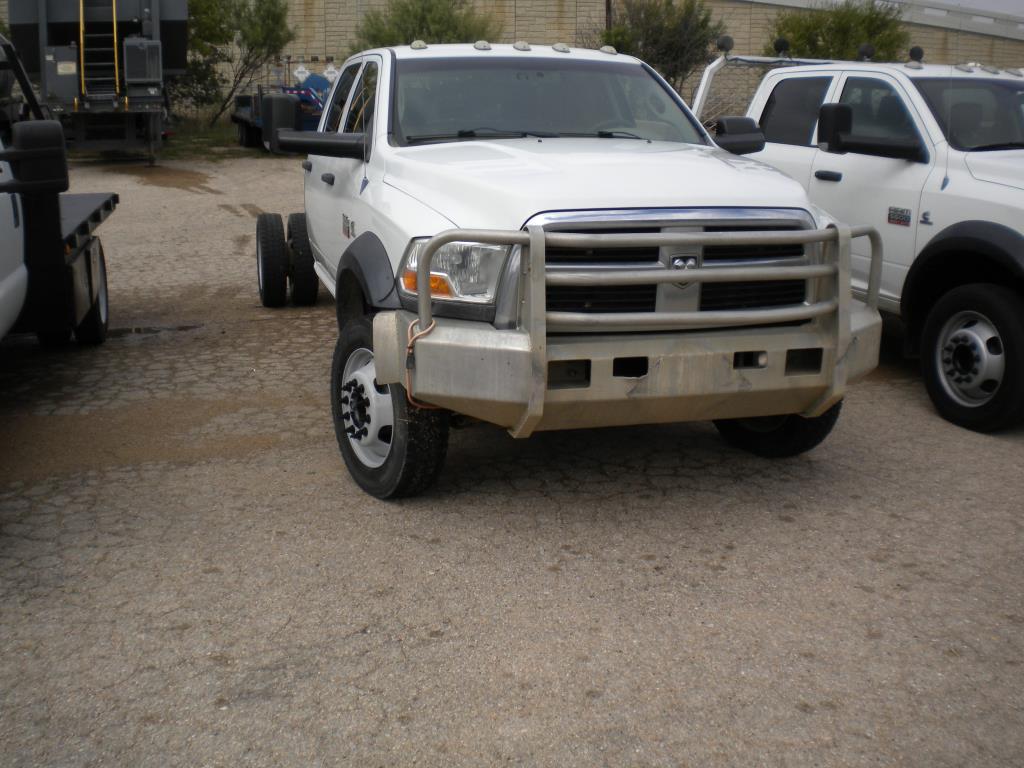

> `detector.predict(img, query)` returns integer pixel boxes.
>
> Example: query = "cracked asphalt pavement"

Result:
[1,156,1023,767]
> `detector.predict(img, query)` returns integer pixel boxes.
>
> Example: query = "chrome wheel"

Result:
[339,347,394,468]
[936,310,1005,408]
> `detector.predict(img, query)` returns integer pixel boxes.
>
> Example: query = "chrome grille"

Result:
[701,225,806,311]
[545,228,659,314]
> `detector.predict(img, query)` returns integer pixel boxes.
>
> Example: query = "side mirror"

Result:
[714,116,766,155]
[262,92,301,154]
[817,103,852,154]
[276,130,367,160]
[0,119,69,194]
[261,91,366,160]
[818,102,928,163]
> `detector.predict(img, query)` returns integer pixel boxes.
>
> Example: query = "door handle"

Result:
[301,160,312,172]
[321,173,335,186]
[814,170,842,182]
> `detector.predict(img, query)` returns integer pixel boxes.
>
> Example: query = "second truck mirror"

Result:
[818,103,853,154]
[0,119,69,194]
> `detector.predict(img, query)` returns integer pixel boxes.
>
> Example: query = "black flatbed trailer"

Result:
[2,34,118,346]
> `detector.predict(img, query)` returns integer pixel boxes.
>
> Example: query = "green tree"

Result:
[167,0,294,124]
[165,0,234,113]
[208,0,295,125]
[352,0,501,53]
[601,0,724,90]
[765,0,909,61]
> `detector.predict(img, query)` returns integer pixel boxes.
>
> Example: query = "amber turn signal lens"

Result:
[402,271,452,297]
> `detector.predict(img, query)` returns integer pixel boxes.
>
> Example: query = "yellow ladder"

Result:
[79,0,120,97]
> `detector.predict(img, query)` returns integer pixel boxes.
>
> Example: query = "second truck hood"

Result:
[383,139,810,230]
[964,149,1024,192]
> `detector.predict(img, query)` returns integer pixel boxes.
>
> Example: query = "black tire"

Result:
[256,213,288,308]
[287,213,318,306]
[331,316,449,499]
[921,283,1024,432]
[714,401,843,458]
[75,240,109,345]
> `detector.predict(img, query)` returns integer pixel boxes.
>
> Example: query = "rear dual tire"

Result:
[257,213,318,308]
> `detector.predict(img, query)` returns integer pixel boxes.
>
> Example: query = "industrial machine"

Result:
[8,0,187,161]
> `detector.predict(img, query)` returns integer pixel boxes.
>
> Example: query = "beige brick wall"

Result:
[279,0,606,64]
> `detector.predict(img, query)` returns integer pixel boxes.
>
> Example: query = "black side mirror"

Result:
[0,119,69,194]
[262,91,366,160]
[714,116,766,155]
[817,103,852,154]
[262,92,301,154]
[276,130,367,160]
[818,102,927,162]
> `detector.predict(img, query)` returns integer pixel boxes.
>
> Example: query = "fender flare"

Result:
[335,231,400,310]
[901,220,1024,344]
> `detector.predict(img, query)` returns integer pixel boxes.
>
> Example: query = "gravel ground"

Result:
[1,155,1022,767]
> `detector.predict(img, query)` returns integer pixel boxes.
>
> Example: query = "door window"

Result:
[839,77,917,143]
[759,76,832,146]
[322,63,361,133]
[343,61,379,139]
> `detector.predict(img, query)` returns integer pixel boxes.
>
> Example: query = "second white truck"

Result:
[695,49,1024,432]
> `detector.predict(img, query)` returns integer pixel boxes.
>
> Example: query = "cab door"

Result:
[809,73,935,309]
[748,72,839,187]
[306,56,383,285]
[305,59,362,284]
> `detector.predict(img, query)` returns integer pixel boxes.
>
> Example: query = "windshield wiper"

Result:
[405,128,558,144]
[560,130,647,140]
[968,141,1024,152]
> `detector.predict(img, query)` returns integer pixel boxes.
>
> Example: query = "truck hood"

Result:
[383,139,811,230]
[965,149,1024,192]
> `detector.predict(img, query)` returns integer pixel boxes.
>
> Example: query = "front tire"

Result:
[714,402,842,458]
[256,213,288,308]
[287,213,318,306]
[331,316,449,499]
[921,283,1024,431]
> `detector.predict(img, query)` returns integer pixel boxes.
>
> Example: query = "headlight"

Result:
[399,239,510,304]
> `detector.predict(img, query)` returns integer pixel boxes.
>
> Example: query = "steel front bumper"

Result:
[374,223,883,438]
[375,303,880,436]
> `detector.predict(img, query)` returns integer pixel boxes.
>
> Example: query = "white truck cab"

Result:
[256,43,883,498]
[696,54,1024,431]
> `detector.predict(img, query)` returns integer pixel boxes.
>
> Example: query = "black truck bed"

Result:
[60,192,119,253]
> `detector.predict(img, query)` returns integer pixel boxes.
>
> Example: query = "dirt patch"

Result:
[0,396,301,483]
[107,165,222,195]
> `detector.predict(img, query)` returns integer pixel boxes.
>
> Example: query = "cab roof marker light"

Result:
[599,45,617,55]
[1006,68,1023,78]
[474,40,491,50]
[410,40,428,50]
[513,41,531,51]
[552,42,570,53]
[954,64,974,72]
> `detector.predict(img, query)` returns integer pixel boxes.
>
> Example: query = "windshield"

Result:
[393,57,705,146]
[914,77,1024,151]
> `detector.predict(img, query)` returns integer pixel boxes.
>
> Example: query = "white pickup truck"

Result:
[694,52,1024,432]
[255,42,883,498]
